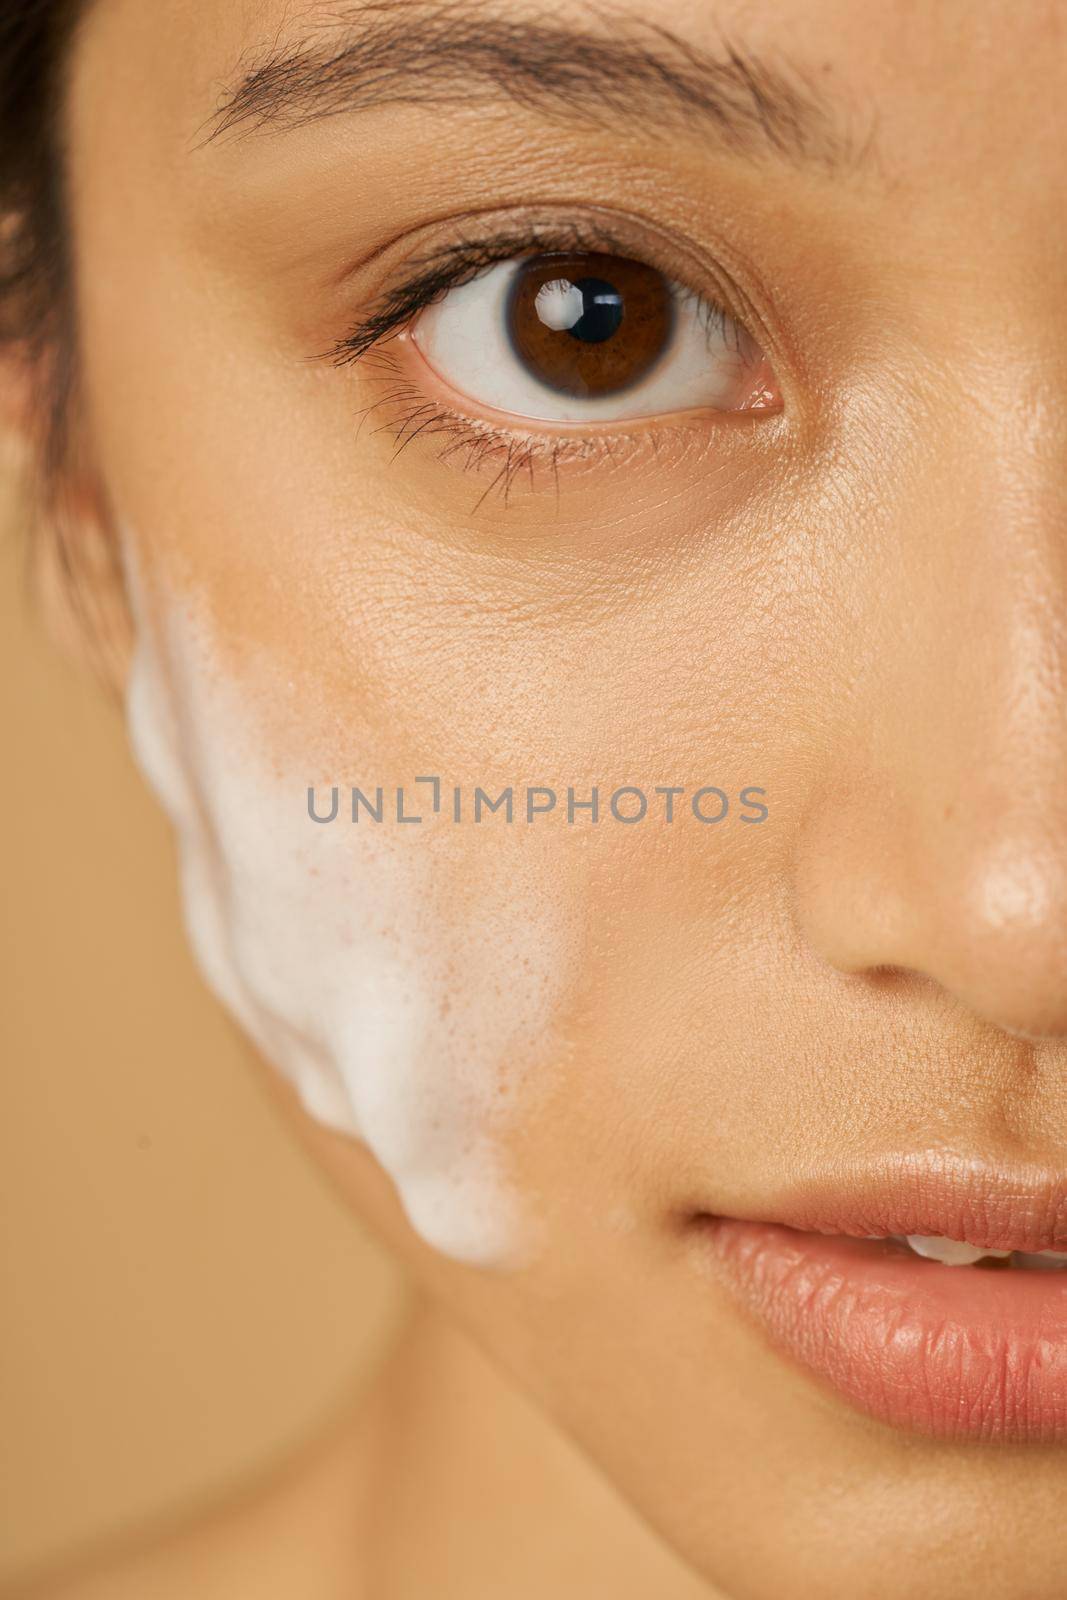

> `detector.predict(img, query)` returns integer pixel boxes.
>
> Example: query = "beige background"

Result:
[0,453,403,1588]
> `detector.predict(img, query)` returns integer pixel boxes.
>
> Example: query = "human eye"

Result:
[328,224,780,439]
[410,250,778,424]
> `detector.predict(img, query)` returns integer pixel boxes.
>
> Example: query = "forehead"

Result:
[71,0,1067,195]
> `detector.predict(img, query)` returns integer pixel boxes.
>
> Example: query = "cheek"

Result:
[122,534,577,1266]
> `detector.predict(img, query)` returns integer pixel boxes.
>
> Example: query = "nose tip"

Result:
[795,794,1067,1042]
[950,841,1067,1037]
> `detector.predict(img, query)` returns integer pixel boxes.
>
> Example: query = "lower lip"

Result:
[703,1219,1067,1442]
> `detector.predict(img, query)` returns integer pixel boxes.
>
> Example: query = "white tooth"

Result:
[905,1235,990,1266]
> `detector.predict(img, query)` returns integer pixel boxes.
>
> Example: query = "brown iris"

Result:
[505,252,675,400]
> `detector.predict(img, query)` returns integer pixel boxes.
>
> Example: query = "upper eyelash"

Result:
[324,221,738,367]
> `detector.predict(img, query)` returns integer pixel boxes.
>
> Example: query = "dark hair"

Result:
[1,0,87,470]
[1,0,129,679]
[0,0,131,681]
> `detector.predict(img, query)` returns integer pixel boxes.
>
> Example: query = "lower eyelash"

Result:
[354,347,656,510]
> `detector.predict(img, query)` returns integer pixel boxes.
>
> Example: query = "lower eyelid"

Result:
[400,330,734,439]
[352,338,777,517]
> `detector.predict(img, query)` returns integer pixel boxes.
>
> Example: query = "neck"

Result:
[350,1296,718,1600]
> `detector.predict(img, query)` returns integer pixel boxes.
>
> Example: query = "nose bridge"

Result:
[912,577,1067,1029]
[796,308,1067,1038]
[917,479,1064,799]
[923,379,1067,1025]
[903,334,1067,815]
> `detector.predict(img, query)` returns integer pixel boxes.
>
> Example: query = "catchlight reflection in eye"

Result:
[411,250,778,424]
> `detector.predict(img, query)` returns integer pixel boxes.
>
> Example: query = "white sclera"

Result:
[412,259,753,424]
[121,548,569,1266]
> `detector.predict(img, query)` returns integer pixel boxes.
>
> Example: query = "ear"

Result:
[3,356,134,694]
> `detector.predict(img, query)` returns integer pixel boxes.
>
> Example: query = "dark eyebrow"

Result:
[204,1,869,173]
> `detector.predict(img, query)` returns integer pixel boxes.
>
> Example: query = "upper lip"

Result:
[714,1149,1067,1254]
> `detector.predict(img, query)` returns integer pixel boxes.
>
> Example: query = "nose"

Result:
[793,364,1067,1040]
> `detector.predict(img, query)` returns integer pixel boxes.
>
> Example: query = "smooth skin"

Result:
[11,1,1067,1596]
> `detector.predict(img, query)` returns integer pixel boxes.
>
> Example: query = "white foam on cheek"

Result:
[122,553,569,1267]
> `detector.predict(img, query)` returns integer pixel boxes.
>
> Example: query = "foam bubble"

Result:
[121,546,567,1265]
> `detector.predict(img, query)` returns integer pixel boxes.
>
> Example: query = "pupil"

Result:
[566,277,624,344]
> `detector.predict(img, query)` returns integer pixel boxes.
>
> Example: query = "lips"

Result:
[697,1155,1067,1442]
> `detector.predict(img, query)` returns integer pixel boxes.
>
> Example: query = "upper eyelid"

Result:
[324,225,631,365]
[322,221,739,368]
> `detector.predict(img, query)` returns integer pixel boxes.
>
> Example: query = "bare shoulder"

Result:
[5,1408,375,1600]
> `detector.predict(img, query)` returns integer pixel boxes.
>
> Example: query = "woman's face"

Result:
[62,0,1067,1593]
